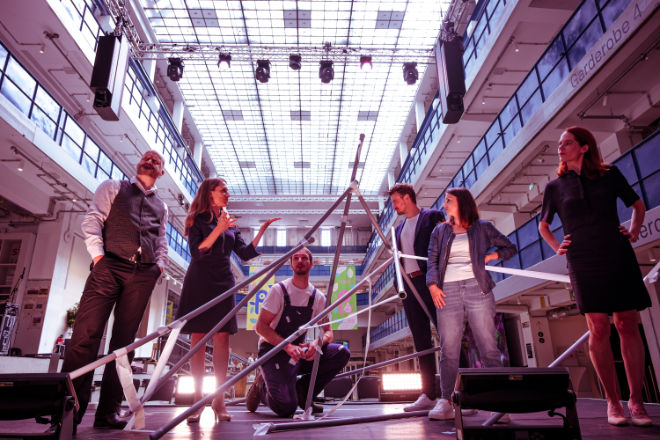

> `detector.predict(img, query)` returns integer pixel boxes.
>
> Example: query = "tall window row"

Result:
[56,0,203,198]
[463,0,509,82]
[0,39,191,264]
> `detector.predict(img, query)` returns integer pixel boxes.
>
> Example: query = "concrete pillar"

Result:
[387,170,395,189]
[398,141,408,167]
[172,99,184,133]
[193,140,203,169]
[414,97,426,132]
[142,59,157,82]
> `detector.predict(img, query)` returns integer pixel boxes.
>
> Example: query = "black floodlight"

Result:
[255,59,271,83]
[167,58,184,82]
[319,60,334,83]
[289,54,302,70]
[403,62,418,85]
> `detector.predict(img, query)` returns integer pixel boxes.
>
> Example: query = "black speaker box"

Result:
[90,34,130,121]
[452,368,581,440]
[324,376,353,398]
[434,36,466,124]
[0,373,77,439]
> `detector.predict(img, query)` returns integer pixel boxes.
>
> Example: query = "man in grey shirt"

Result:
[62,150,168,431]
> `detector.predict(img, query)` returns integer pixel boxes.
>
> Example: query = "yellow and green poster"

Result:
[330,266,357,330]
[246,267,275,330]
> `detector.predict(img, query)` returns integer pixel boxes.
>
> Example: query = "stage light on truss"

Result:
[360,55,372,72]
[167,57,184,82]
[402,62,418,85]
[255,59,271,83]
[319,60,334,83]
[289,54,301,70]
[218,53,231,70]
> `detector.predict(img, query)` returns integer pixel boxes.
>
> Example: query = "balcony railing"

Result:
[0,39,191,264]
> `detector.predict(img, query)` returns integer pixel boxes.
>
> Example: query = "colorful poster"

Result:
[246,267,275,330]
[330,266,357,330]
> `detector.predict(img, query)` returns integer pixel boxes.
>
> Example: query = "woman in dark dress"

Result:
[177,178,279,423]
[538,126,651,427]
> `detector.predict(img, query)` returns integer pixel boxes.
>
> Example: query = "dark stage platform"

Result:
[0,399,658,439]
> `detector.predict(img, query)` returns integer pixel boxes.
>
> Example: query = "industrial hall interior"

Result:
[0,0,659,439]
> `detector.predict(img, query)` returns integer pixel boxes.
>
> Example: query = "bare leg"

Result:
[212,332,231,421]
[187,333,206,422]
[585,313,626,424]
[613,310,650,424]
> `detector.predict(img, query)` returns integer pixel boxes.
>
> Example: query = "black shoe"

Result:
[296,380,323,414]
[93,412,128,429]
[246,370,264,412]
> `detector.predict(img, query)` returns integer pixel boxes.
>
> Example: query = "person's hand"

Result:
[260,217,281,232]
[300,341,318,360]
[556,234,571,255]
[484,252,498,264]
[93,255,104,266]
[217,210,238,231]
[428,284,447,309]
[619,226,639,243]
[284,343,303,363]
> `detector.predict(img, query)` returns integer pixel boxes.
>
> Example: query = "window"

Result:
[321,229,331,247]
[253,228,264,247]
[276,229,286,247]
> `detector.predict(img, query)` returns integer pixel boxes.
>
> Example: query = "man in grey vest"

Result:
[62,150,168,430]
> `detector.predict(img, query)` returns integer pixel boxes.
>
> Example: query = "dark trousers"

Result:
[402,274,438,399]
[61,255,160,422]
[259,343,350,417]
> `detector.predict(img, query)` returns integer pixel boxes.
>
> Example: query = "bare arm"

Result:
[620,199,646,242]
[539,220,571,255]
[255,309,304,362]
[198,211,237,252]
[301,317,333,360]
[252,217,281,248]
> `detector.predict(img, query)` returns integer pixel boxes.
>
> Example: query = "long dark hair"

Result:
[184,178,226,236]
[557,126,607,179]
[447,187,479,228]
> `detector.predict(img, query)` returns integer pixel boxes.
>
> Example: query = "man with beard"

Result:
[389,183,445,412]
[246,248,350,417]
[61,150,168,430]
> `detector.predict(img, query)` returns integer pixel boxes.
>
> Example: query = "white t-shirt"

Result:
[261,278,327,334]
[400,213,421,274]
[444,233,474,282]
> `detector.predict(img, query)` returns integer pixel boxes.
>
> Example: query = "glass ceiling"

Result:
[138,0,450,195]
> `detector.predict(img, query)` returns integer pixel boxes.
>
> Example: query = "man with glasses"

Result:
[61,150,168,431]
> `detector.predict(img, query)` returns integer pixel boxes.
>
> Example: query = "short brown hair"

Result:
[291,247,313,263]
[389,183,416,204]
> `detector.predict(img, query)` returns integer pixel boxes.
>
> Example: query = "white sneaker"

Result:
[403,393,436,412]
[490,412,511,423]
[429,398,455,420]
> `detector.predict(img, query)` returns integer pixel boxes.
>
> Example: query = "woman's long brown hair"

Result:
[557,126,607,179]
[447,187,480,228]
[184,178,226,236]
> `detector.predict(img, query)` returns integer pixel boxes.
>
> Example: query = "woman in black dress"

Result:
[177,178,279,423]
[539,126,651,427]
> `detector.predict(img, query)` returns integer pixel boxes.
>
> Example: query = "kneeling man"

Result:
[246,248,350,417]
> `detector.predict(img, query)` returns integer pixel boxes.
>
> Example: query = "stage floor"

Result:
[1,399,658,439]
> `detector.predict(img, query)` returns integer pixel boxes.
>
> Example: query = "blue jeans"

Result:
[436,278,502,399]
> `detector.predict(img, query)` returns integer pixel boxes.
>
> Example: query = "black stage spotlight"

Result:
[360,55,372,72]
[167,57,184,82]
[403,62,418,85]
[218,53,231,70]
[255,59,271,83]
[289,54,302,70]
[319,60,334,83]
